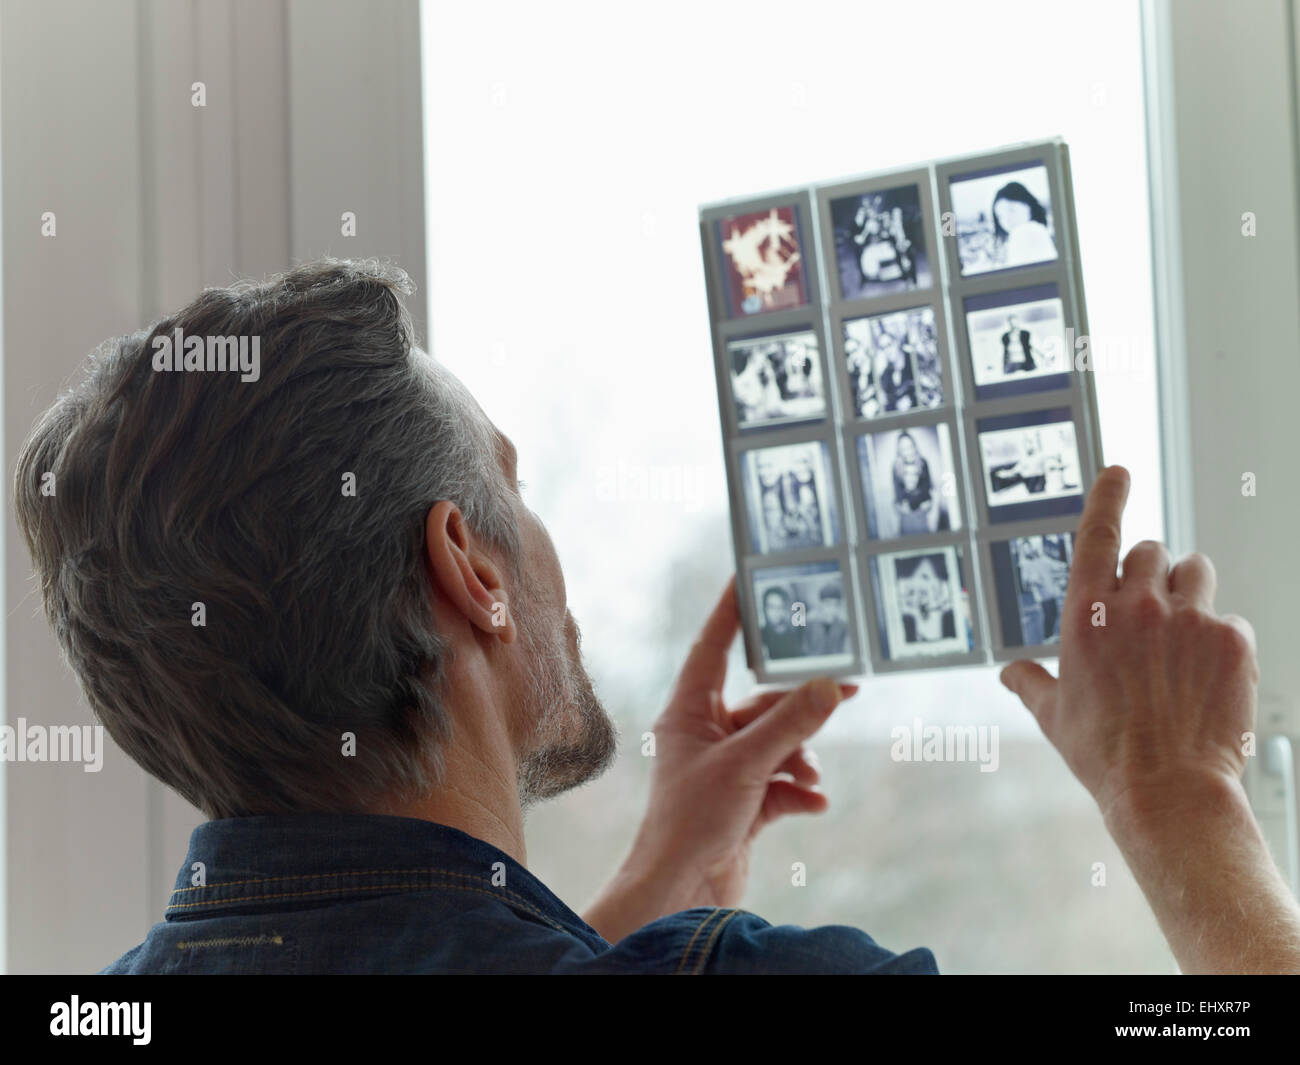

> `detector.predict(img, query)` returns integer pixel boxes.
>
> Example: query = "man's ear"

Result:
[424,501,517,644]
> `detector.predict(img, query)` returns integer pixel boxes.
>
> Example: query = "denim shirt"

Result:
[100,813,940,974]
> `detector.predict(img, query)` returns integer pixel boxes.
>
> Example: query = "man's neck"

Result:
[377,666,528,865]
[388,759,528,866]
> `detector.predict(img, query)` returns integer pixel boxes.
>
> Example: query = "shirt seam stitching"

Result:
[675,908,727,975]
[169,868,547,922]
[691,908,744,974]
[170,867,513,894]
[165,880,570,934]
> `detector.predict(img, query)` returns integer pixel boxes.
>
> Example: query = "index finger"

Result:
[672,575,740,697]
[1067,465,1130,600]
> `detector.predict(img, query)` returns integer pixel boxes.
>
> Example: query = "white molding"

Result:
[1140,0,1195,559]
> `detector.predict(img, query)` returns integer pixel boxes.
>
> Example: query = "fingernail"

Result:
[812,677,841,713]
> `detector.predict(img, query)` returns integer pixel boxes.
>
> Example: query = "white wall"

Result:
[1,0,425,973]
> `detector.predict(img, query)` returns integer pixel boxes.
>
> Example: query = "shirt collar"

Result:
[164,812,606,944]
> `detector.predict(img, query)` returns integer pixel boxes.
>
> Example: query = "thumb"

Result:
[1000,660,1057,725]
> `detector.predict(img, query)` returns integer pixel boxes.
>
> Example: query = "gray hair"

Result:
[14,258,518,819]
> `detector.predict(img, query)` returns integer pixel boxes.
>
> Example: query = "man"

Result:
[1016,536,1070,643]
[16,260,1300,973]
[759,586,805,662]
[1001,313,1039,374]
[991,432,1048,496]
[878,335,917,411]
[803,584,848,657]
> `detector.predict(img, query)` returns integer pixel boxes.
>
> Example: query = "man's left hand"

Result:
[581,577,854,942]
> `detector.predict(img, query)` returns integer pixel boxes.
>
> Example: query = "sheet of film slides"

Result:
[699,138,1104,682]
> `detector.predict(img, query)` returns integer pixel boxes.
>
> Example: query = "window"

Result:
[422,0,1170,971]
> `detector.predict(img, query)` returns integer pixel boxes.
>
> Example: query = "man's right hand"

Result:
[1000,464,1258,822]
[1001,464,1300,973]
